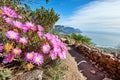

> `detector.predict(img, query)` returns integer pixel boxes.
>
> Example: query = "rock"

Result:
[95,64,99,69]
[63,53,87,80]
[14,69,43,80]
[77,60,87,65]
[99,67,103,71]
[102,78,112,80]
[90,70,96,75]
[91,61,96,65]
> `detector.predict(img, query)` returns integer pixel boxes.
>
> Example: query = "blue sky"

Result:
[25,0,93,17]
[26,0,120,32]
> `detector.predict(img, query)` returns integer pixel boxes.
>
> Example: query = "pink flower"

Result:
[49,50,57,60]
[12,48,22,55]
[1,6,19,18]
[37,25,44,32]
[33,53,44,65]
[6,30,19,40]
[58,51,66,60]
[19,37,28,45]
[3,53,15,64]
[43,33,53,40]
[37,31,43,37]
[25,52,44,65]
[21,25,29,33]
[13,20,22,29]
[26,22,36,32]
[18,15,22,19]
[24,52,34,62]
[43,33,67,60]
[3,17,13,25]
[41,44,51,54]
[0,43,4,52]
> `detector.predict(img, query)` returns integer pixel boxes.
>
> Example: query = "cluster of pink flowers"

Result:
[43,33,67,60]
[3,47,22,64]
[1,6,22,18]
[25,52,44,65]
[3,53,15,64]
[5,31,28,45]
[0,6,67,66]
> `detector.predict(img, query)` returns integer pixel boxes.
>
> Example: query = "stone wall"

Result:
[76,44,120,79]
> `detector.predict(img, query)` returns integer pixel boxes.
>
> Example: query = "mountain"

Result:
[52,25,82,34]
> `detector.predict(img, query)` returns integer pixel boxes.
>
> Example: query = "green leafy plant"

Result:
[0,68,12,80]
[43,59,67,80]
[71,33,93,45]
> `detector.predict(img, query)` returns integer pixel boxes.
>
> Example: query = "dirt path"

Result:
[68,46,106,80]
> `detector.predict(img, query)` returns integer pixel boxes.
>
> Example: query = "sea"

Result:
[81,31,120,49]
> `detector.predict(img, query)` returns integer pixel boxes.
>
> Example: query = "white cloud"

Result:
[56,0,120,32]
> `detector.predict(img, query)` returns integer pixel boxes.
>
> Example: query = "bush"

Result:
[71,33,93,45]
[0,6,67,71]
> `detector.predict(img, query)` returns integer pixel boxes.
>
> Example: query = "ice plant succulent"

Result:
[25,52,34,62]
[32,53,44,65]
[43,33,67,60]
[1,6,22,18]
[41,44,51,54]
[37,25,44,32]
[19,37,28,45]
[12,48,22,55]
[3,17,13,25]
[21,25,29,33]
[13,20,23,29]
[37,31,43,37]
[26,21,36,32]
[49,50,57,60]
[1,6,67,68]
[3,53,15,64]
[5,30,19,40]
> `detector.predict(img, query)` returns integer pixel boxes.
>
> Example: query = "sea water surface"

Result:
[81,31,120,48]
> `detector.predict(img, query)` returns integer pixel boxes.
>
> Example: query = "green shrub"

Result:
[71,33,93,45]
[0,68,12,80]
[43,59,67,80]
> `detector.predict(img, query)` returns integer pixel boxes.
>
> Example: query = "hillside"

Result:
[52,25,82,34]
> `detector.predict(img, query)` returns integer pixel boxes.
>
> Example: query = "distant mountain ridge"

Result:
[52,25,82,34]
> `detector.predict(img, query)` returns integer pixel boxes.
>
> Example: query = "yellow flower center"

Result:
[13,49,19,54]
[4,43,13,52]
[20,38,26,43]
[28,54,33,59]
[35,57,40,62]
[31,27,35,31]
[11,34,15,38]
[0,10,3,15]
[27,63,33,71]
[13,28,18,32]
[45,41,49,45]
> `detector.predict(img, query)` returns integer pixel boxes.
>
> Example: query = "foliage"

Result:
[71,33,93,45]
[43,59,66,80]
[31,7,59,32]
[0,68,12,80]
[0,0,59,32]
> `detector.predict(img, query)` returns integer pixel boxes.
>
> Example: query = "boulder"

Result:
[63,53,87,80]
[13,69,43,80]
